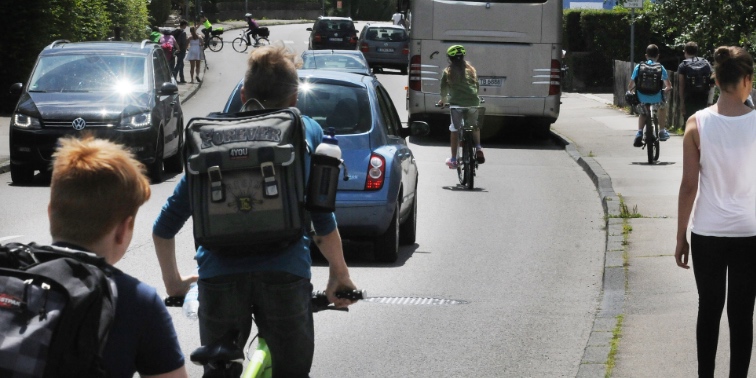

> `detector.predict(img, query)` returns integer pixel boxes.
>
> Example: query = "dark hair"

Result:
[151,26,159,32]
[645,44,659,59]
[713,46,754,91]
[684,42,698,56]
[180,20,188,27]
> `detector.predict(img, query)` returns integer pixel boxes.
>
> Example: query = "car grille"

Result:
[43,119,117,128]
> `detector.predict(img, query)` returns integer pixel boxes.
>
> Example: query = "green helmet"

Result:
[447,45,466,57]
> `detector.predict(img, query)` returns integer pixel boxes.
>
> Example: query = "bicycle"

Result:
[436,101,486,190]
[635,101,662,164]
[232,28,271,53]
[165,290,364,377]
[203,27,224,52]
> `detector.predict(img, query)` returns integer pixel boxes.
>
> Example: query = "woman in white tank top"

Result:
[675,46,756,378]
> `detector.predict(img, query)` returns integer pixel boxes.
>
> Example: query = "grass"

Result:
[608,194,642,219]
[605,314,625,378]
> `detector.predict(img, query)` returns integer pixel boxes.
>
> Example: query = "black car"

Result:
[306,17,358,50]
[8,40,184,184]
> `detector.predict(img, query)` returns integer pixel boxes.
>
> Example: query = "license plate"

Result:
[479,77,505,87]
[329,37,343,42]
[377,48,394,53]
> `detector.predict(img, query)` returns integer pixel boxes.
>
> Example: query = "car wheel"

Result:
[399,189,417,245]
[149,130,165,183]
[10,165,34,185]
[374,203,399,263]
[164,123,184,173]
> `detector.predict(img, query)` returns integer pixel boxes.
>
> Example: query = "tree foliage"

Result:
[644,0,756,57]
[110,0,151,41]
[149,0,173,26]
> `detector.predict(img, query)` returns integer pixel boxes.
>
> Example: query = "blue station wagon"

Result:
[225,70,425,262]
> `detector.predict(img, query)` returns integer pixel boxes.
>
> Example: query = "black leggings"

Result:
[691,233,756,378]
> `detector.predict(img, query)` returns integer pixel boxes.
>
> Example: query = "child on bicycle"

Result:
[244,13,261,46]
[436,44,484,168]
[628,44,672,147]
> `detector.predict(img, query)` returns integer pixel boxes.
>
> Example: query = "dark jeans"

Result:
[691,233,756,378]
[683,93,708,129]
[174,52,185,81]
[198,271,314,378]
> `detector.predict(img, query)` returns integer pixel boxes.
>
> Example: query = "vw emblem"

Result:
[72,118,86,130]
[334,33,339,37]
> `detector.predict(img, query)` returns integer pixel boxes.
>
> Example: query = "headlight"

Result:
[12,113,41,129]
[119,112,152,129]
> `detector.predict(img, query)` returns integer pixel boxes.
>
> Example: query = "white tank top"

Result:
[690,108,756,236]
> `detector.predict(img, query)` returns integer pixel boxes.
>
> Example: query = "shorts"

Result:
[448,106,482,132]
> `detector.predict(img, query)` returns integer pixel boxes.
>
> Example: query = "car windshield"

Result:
[28,54,148,93]
[297,81,371,135]
[366,27,408,42]
[319,20,355,33]
[302,54,367,73]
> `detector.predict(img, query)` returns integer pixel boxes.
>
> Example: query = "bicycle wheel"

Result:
[465,139,475,190]
[652,114,660,162]
[456,134,466,186]
[232,37,248,53]
[208,36,223,52]
[645,118,655,164]
[255,37,270,46]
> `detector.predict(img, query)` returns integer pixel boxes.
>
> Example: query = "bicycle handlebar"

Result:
[164,289,365,313]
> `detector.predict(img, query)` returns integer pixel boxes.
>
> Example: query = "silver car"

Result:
[358,23,409,75]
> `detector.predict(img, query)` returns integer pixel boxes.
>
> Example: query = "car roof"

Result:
[364,23,403,29]
[302,49,364,57]
[317,16,353,21]
[40,40,157,56]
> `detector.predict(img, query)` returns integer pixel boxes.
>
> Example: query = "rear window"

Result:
[297,81,371,135]
[317,20,356,33]
[302,54,367,71]
[29,54,148,93]
[365,27,408,42]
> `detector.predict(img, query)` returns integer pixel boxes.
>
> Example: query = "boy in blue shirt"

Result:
[628,44,672,146]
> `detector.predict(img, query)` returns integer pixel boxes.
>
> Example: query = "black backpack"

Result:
[684,57,712,94]
[635,61,663,95]
[184,107,309,256]
[0,243,117,378]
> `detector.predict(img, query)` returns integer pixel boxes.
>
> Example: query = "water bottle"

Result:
[182,281,199,320]
[306,128,342,212]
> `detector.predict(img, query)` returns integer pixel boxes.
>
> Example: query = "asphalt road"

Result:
[0,23,607,377]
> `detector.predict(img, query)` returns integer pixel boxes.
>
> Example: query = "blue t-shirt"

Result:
[104,270,185,377]
[631,60,668,104]
[152,116,337,280]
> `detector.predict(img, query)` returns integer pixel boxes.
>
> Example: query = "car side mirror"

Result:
[306,27,313,31]
[159,82,178,95]
[399,121,430,138]
[9,83,23,95]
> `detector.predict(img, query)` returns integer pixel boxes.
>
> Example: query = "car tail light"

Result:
[409,55,421,91]
[360,42,369,53]
[350,35,358,44]
[314,34,322,43]
[402,44,409,55]
[549,59,561,96]
[365,154,385,190]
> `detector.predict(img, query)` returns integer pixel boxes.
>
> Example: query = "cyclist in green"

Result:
[436,45,484,169]
[198,14,212,47]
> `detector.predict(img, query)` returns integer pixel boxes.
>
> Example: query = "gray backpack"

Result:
[184,108,308,255]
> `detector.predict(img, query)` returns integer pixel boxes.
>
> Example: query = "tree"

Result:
[647,0,756,57]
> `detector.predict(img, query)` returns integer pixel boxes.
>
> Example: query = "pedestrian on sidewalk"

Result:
[173,20,188,84]
[187,26,203,84]
[677,42,713,130]
[675,45,756,378]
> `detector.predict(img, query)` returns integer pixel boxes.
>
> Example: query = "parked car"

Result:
[8,40,184,184]
[307,17,358,51]
[301,50,371,76]
[358,23,409,74]
[224,70,428,262]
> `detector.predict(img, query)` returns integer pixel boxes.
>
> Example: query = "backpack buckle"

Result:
[261,162,279,198]
[208,166,225,202]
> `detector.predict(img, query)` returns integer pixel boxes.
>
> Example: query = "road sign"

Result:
[625,0,643,8]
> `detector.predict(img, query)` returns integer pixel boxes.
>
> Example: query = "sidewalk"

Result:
[0,19,304,176]
[555,92,744,377]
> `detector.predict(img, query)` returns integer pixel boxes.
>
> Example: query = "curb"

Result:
[550,130,625,378]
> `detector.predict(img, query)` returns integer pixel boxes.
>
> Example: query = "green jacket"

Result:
[150,31,162,43]
[440,67,480,107]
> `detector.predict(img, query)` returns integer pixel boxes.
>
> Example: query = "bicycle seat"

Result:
[190,329,244,366]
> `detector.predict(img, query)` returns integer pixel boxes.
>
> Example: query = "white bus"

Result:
[405,0,563,136]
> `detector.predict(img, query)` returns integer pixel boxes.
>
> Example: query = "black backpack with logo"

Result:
[184,107,309,255]
[684,57,712,95]
[0,243,117,378]
[635,61,663,95]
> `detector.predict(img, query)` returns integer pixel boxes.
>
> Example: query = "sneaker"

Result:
[633,131,643,147]
[476,149,485,164]
[659,129,670,141]
[445,158,458,169]
[196,76,202,83]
